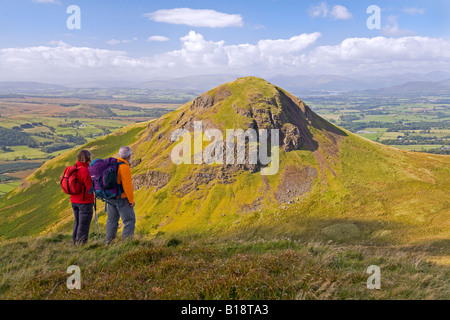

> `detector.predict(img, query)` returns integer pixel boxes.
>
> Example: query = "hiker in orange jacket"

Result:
[105,146,136,243]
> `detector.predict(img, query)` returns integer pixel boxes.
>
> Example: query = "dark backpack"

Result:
[60,164,82,195]
[88,157,125,203]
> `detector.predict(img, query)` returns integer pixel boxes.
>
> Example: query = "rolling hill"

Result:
[0,77,449,247]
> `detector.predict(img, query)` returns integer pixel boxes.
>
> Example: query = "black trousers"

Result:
[71,202,94,244]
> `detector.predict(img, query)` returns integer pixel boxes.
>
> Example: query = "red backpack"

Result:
[60,164,82,195]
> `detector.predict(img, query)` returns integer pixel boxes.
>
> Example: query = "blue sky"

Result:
[0,0,449,82]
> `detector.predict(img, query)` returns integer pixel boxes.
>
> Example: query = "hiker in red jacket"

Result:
[71,150,94,244]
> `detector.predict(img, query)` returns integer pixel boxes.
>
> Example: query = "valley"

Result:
[0,96,180,194]
[305,94,450,154]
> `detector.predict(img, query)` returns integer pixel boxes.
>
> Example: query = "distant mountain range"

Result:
[270,71,450,94]
[357,79,450,97]
[0,72,449,97]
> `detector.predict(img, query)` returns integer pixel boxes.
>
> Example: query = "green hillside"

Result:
[0,123,147,238]
[0,77,449,249]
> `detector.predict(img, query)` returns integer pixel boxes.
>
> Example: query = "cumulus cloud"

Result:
[146,36,170,42]
[330,5,352,20]
[1,33,449,82]
[155,31,321,70]
[309,2,329,18]
[309,2,352,20]
[144,8,243,28]
[306,36,450,75]
[0,43,152,82]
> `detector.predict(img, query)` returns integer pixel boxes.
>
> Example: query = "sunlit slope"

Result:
[0,123,147,238]
[0,77,448,246]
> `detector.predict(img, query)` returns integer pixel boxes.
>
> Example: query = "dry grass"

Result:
[0,235,448,300]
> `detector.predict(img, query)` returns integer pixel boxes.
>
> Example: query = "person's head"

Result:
[77,149,92,164]
[119,146,132,161]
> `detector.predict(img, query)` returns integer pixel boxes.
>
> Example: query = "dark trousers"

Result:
[72,202,94,244]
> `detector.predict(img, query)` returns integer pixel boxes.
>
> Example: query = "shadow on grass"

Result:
[215,217,409,246]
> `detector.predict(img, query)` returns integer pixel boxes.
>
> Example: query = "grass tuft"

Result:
[0,235,448,300]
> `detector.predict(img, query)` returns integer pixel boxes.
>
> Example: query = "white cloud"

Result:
[306,36,450,75]
[156,31,321,69]
[309,2,329,18]
[1,34,450,82]
[330,5,352,20]
[402,7,425,15]
[144,8,243,28]
[147,36,170,42]
[383,16,415,37]
[309,2,352,20]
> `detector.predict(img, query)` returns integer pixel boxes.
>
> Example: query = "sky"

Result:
[0,0,449,83]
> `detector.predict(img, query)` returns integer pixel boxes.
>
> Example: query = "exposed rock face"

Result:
[176,82,308,164]
[190,93,215,110]
[173,165,238,197]
[228,87,308,154]
[282,124,302,152]
[190,87,232,110]
[144,123,160,142]
[133,171,171,191]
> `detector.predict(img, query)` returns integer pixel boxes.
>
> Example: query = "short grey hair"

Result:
[119,146,132,159]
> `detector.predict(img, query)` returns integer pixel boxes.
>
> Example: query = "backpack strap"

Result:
[115,161,126,199]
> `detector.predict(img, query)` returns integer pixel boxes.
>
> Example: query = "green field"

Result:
[0,145,71,161]
[0,97,181,188]
[390,145,442,151]
[307,97,449,154]
[0,180,21,195]
[356,128,387,141]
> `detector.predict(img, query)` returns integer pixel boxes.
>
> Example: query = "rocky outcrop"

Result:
[173,165,238,197]
[133,171,171,191]
[282,124,302,152]
[190,86,232,110]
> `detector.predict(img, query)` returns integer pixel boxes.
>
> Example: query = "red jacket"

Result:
[70,161,94,204]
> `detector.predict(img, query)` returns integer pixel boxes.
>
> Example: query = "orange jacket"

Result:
[117,157,134,204]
